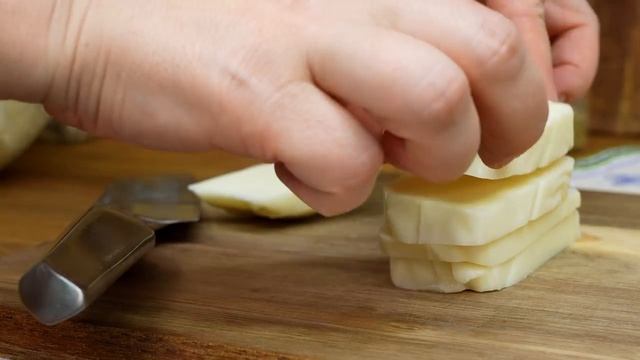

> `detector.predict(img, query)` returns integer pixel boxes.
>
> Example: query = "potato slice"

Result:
[189,164,316,219]
[381,188,580,266]
[0,101,50,169]
[389,210,581,293]
[385,157,574,246]
[465,101,574,179]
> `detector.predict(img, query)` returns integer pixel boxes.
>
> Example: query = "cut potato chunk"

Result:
[465,102,574,179]
[381,188,580,266]
[189,164,316,219]
[385,157,574,246]
[0,101,50,169]
[389,210,581,292]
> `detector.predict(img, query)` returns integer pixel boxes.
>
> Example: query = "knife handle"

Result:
[19,207,155,325]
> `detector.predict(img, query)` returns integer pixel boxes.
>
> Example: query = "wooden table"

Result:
[1,136,640,359]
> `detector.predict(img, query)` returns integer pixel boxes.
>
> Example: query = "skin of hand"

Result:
[486,0,599,102]
[0,0,598,216]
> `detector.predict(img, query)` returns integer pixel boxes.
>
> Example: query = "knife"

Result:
[18,175,200,326]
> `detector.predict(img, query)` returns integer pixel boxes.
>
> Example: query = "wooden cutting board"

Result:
[1,160,640,360]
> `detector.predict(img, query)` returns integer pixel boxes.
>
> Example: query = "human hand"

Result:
[2,0,559,215]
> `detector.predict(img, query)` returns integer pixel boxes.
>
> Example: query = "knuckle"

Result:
[253,120,279,162]
[257,82,307,161]
[414,67,470,131]
[266,81,383,195]
[476,18,525,76]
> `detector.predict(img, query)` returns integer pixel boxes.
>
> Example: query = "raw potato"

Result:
[381,188,581,266]
[0,101,50,169]
[465,102,574,179]
[389,210,581,293]
[189,164,316,219]
[384,157,574,246]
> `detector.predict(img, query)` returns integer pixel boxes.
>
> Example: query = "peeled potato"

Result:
[189,164,316,219]
[389,210,581,293]
[465,101,574,179]
[384,157,574,246]
[381,189,581,266]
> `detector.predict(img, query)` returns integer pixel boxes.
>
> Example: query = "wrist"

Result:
[0,0,66,102]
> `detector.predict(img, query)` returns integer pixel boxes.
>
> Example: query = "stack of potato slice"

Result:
[381,102,580,293]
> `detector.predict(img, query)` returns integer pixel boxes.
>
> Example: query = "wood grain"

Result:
[1,137,640,359]
[0,305,300,360]
[580,192,640,229]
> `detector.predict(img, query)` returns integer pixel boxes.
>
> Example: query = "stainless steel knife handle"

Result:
[19,207,155,326]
